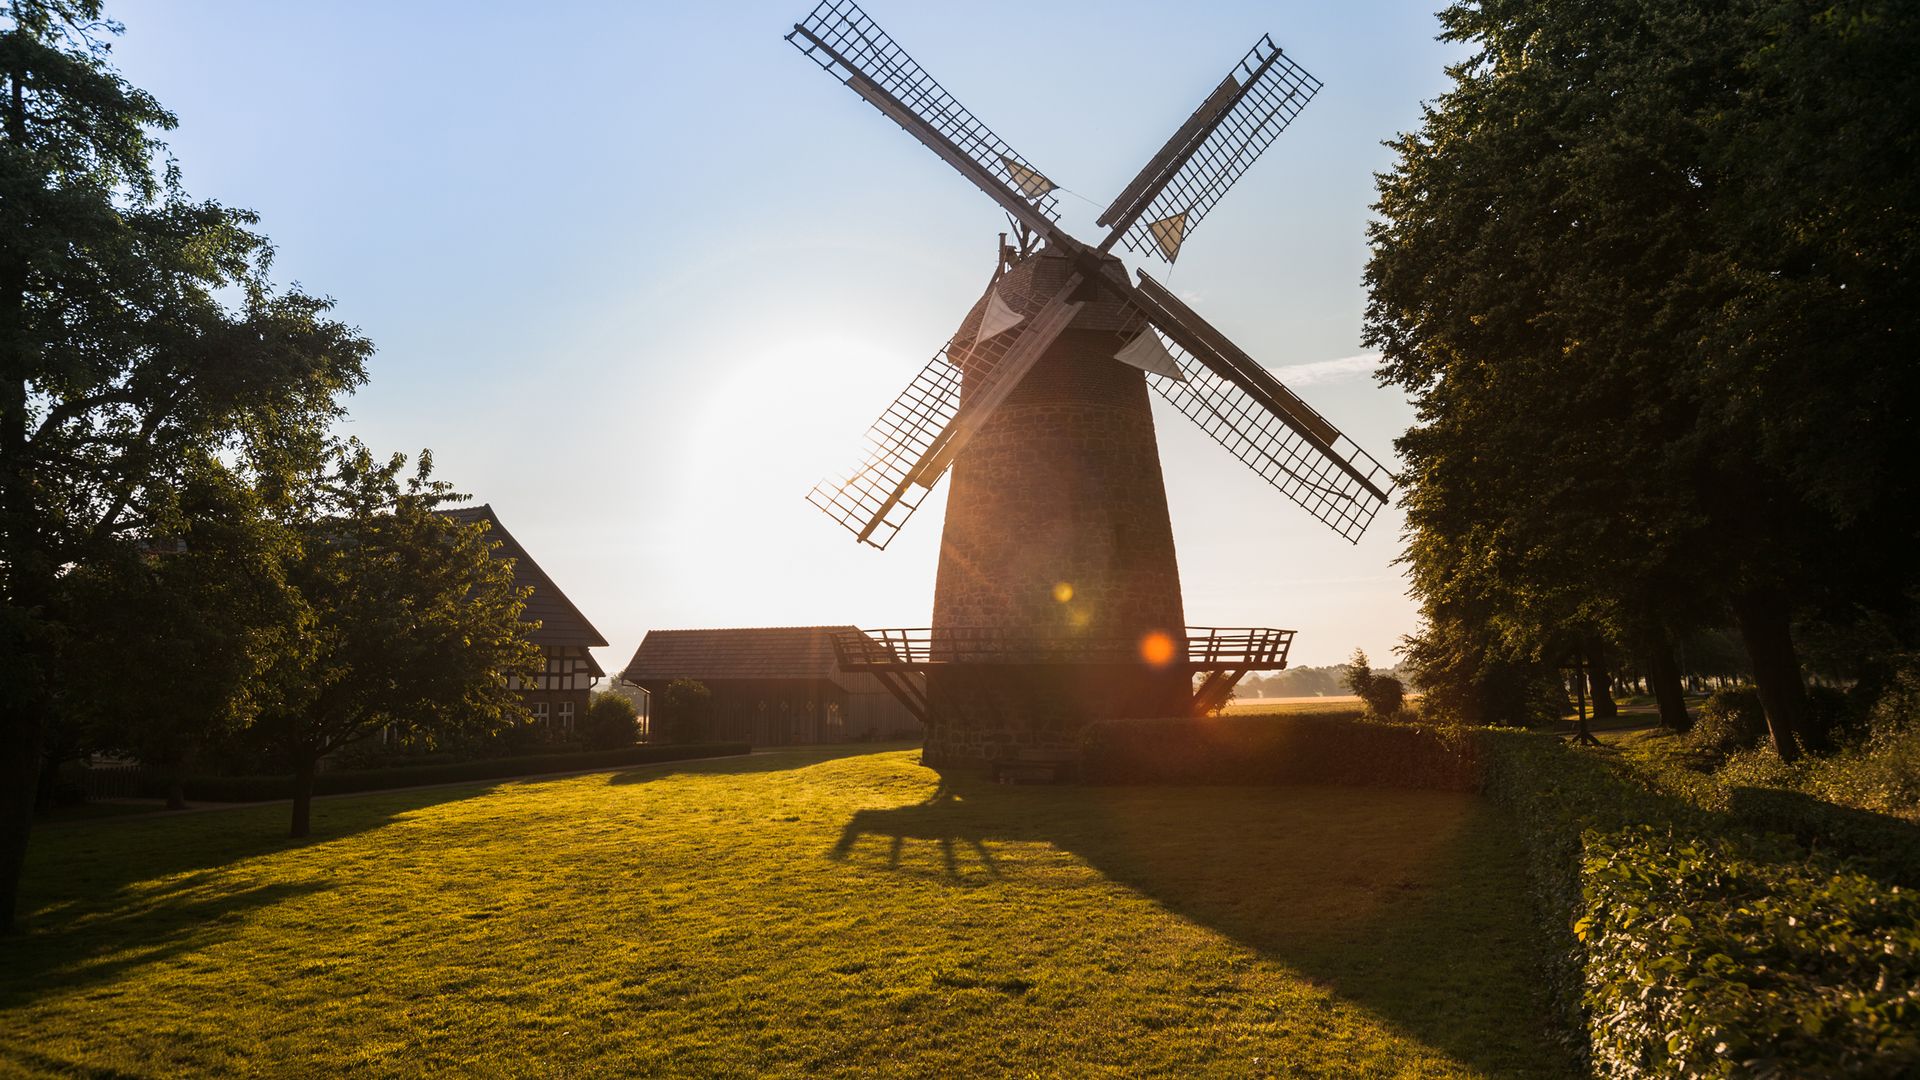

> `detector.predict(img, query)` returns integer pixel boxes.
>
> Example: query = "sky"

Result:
[110,1,1468,672]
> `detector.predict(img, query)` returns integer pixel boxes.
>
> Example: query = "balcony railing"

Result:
[831,626,1294,671]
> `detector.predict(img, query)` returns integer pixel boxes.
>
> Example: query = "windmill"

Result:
[786,1,1395,771]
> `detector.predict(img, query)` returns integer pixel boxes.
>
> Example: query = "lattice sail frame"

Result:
[1106,35,1322,263]
[787,0,1062,227]
[805,275,1130,548]
[787,1,1391,548]
[1144,336,1390,544]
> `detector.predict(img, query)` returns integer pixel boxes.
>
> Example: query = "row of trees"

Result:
[1366,0,1918,759]
[0,2,540,930]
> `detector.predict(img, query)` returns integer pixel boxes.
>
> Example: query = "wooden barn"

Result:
[621,627,921,746]
[444,505,608,735]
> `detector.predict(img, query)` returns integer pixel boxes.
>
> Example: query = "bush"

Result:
[1693,686,1767,752]
[655,679,713,745]
[1362,674,1406,719]
[1081,713,1478,790]
[1579,827,1920,1078]
[1479,731,1920,1076]
[146,742,750,802]
[582,693,640,750]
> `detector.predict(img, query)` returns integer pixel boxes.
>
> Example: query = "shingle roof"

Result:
[442,505,608,650]
[621,626,856,683]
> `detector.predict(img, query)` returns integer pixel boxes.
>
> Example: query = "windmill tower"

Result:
[788,2,1394,769]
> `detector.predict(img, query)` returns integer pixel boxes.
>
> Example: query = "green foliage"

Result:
[248,441,543,835]
[55,459,301,800]
[1340,648,1374,699]
[1401,617,1565,726]
[1365,675,1406,720]
[654,678,713,745]
[1365,0,1920,762]
[1620,732,1920,886]
[0,0,370,925]
[581,693,639,751]
[141,743,749,802]
[1081,714,1479,791]
[1693,688,1768,753]
[1578,827,1920,1078]
[1479,731,1920,1075]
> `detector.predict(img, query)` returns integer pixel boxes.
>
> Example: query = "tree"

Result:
[1,2,368,928]
[582,692,639,751]
[58,457,299,808]
[1341,649,1376,703]
[654,679,712,745]
[1342,648,1407,720]
[250,442,540,837]
[1365,0,1920,761]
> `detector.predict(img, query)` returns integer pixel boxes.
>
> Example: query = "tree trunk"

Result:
[1586,657,1618,721]
[1570,662,1599,745]
[1647,638,1691,732]
[290,756,316,838]
[0,700,44,933]
[1731,587,1822,762]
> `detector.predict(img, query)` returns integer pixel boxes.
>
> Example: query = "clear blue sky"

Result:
[111,1,1467,671]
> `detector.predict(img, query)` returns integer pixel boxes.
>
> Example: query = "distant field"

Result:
[4,748,1570,1078]
[1224,695,1367,715]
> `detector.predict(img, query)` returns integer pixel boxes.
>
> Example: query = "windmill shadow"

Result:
[828,770,1582,1078]
[830,778,1005,883]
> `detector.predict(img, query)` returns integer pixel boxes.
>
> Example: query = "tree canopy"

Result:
[1366,0,1920,758]
[1,0,369,927]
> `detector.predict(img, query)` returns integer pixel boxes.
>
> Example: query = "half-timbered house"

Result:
[443,505,607,735]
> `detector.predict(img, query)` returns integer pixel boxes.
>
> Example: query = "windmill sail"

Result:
[1128,272,1393,543]
[787,1,1064,241]
[1099,35,1321,262]
[807,275,1085,548]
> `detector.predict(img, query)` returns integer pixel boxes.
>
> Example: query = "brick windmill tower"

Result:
[787,2,1394,770]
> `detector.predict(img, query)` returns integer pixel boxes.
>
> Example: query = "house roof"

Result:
[621,626,857,684]
[442,505,609,650]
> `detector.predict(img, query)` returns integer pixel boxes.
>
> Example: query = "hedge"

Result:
[143,743,752,803]
[1579,826,1920,1078]
[1478,731,1920,1077]
[1080,713,1478,790]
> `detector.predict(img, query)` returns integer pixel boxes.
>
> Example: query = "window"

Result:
[558,700,575,733]
[531,701,550,727]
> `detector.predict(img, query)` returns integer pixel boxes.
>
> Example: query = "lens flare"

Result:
[1139,631,1177,667]
[1052,582,1073,603]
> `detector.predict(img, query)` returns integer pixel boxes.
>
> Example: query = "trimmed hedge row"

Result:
[1478,731,1920,1078]
[142,743,752,803]
[1081,713,1478,790]
[1579,826,1920,1078]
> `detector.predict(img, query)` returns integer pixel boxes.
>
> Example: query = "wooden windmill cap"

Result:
[952,246,1138,347]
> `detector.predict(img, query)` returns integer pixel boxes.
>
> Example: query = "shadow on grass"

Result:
[3,783,497,1010]
[606,742,918,785]
[830,773,1579,1078]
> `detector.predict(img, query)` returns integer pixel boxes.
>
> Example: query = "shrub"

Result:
[1081,713,1477,790]
[655,679,714,745]
[1578,826,1920,1078]
[1479,731,1920,1076]
[582,693,640,750]
[146,743,751,802]
[1362,674,1406,719]
[1692,686,1767,752]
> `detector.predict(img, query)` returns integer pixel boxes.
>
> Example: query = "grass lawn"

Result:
[4,748,1572,1077]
